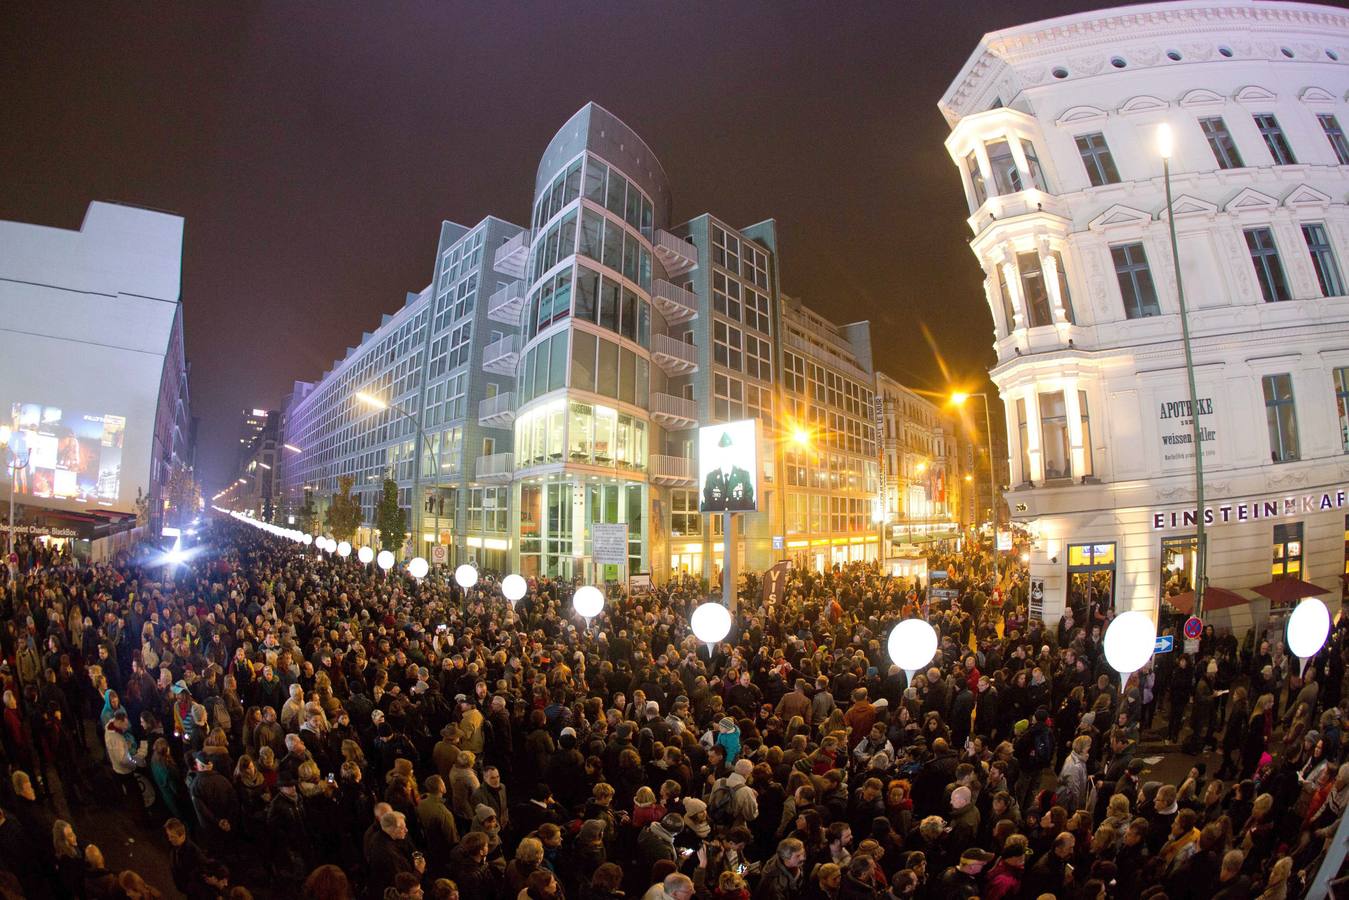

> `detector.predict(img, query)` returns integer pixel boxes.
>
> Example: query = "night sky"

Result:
[1,1,1124,490]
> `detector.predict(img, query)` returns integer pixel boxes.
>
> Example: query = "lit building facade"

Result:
[875,373,959,547]
[941,0,1349,624]
[779,297,881,569]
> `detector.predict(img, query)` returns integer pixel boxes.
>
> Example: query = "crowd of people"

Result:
[0,517,1345,900]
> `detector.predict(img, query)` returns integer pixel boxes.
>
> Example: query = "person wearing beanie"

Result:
[983,834,1030,900]
[683,797,711,839]
[638,811,685,875]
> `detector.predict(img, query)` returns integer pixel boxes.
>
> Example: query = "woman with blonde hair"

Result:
[1257,856,1294,900]
[118,869,165,899]
[53,819,84,898]
[631,784,664,829]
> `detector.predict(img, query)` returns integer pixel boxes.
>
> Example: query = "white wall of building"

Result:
[0,202,184,519]
[941,1,1349,624]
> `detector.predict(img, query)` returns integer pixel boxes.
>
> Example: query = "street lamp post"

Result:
[356,391,442,559]
[952,392,997,548]
[790,425,814,570]
[1159,123,1207,618]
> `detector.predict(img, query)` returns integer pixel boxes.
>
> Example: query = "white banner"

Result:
[592,523,628,566]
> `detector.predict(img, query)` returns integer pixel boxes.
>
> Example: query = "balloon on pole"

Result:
[407,557,429,580]
[887,618,938,685]
[1103,610,1156,692]
[337,541,352,558]
[690,601,733,655]
[376,550,395,571]
[357,546,374,565]
[455,564,478,589]
[1288,597,1331,673]
[501,574,527,605]
[573,585,604,627]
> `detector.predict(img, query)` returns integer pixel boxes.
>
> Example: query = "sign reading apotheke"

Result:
[1158,395,1217,464]
[1151,487,1349,529]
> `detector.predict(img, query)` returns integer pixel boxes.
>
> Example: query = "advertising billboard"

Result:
[2,403,126,502]
[699,419,759,513]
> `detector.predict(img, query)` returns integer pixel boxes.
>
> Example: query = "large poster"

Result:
[699,419,759,512]
[1,403,126,502]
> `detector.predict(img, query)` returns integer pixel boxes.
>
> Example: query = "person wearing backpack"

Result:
[709,759,759,827]
[1013,707,1054,810]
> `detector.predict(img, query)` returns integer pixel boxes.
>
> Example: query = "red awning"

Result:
[1251,578,1334,605]
[1164,586,1249,615]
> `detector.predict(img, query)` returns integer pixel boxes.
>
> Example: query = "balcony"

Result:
[650,333,699,376]
[651,279,698,325]
[492,232,530,279]
[649,454,694,486]
[475,452,514,482]
[487,280,527,325]
[653,229,698,277]
[481,334,520,376]
[478,391,516,428]
[649,392,697,430]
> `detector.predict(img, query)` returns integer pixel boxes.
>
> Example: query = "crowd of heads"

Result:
[0,517,1344,899]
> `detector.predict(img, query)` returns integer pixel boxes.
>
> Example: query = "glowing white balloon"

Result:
[691,601,732,652]
[1103,610,1156,687]
[573,585,604,623]
[1288,597,1331,661]
[407,557,429,580]
[501,574,528,603]
[357,546,374,565]
[302,534,313,545]
[888,619,938,681]
[376,550,395,571]
[455,564,478,589]
[337,541,352,558]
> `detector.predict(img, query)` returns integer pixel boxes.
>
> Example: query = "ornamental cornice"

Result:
[940,3,1349,124]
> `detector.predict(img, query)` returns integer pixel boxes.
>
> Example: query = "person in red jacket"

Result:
[983,834,1030,900]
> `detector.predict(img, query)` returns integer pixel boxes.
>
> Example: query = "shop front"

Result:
[513,475,646,582]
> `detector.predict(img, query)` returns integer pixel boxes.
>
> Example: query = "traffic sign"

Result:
[930,569,949,581]
[1183,617,1203,640]
[1154,635,1174,654]
[431,545,448,566]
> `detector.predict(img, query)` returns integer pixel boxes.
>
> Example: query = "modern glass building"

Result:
[281,103,897,581]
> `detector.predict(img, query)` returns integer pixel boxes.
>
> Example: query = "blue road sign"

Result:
[930,570,949,580]
[1154,635,1175,654]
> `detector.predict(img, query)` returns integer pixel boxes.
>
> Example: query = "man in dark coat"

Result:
[366,811,424,899]
[186,752,239,852]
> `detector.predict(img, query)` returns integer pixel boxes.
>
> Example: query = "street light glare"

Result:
[355,391,387,410]
[950,391,970,406]
[256,462,271,470]
[791,426,811,447]
[1157,122,1174,159]
[283,443,302,453]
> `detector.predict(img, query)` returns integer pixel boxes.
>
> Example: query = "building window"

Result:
[965,151,987,207]
[1272,522,1303,581]
[985,139,1021,195]
[1199,116,1244,169]
[1319,114,1349,165]
[1335,367,1349,452]
[1016,398,1031,484]
[1075,133,1121,186]
[996,264,1016,333]
[1111,243,1160,318]
[1078,390,1093,478]
[1020,140,1046,190]
[1016,252,1054,327]
[1244,227,1292,302]
[1262,373,1300,463]
[1039,391,1071,479]
[1254,114,1297,165]
[1303,224,1345,297]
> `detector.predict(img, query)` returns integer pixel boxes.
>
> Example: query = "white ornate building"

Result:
[940,1,1349,625]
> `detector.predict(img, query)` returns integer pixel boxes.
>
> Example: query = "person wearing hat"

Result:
[935,847,994,899]
[702,429,755,511]
[266,769,310,884]
[637,811,685,876]
[983,834,1030,900]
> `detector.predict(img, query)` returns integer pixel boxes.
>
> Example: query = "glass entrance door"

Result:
[1067,542,1116,624]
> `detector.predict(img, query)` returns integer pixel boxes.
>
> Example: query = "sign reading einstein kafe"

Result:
[1152,488,1349,529]
[1158,396,1216,464]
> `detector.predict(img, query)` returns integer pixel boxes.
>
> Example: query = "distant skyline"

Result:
[0,0,1128,488]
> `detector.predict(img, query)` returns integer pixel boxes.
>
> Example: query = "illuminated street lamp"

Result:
[951,391,998,543]
[1159,122,1208,618]
[356,390,441,561]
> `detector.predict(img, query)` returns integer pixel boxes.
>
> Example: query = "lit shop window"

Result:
[1272,522,1303,579]
[1262,373,1300,463]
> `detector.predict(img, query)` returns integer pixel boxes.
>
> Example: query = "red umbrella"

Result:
[1164,586,1248,615]
[1251,578,1334,605]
